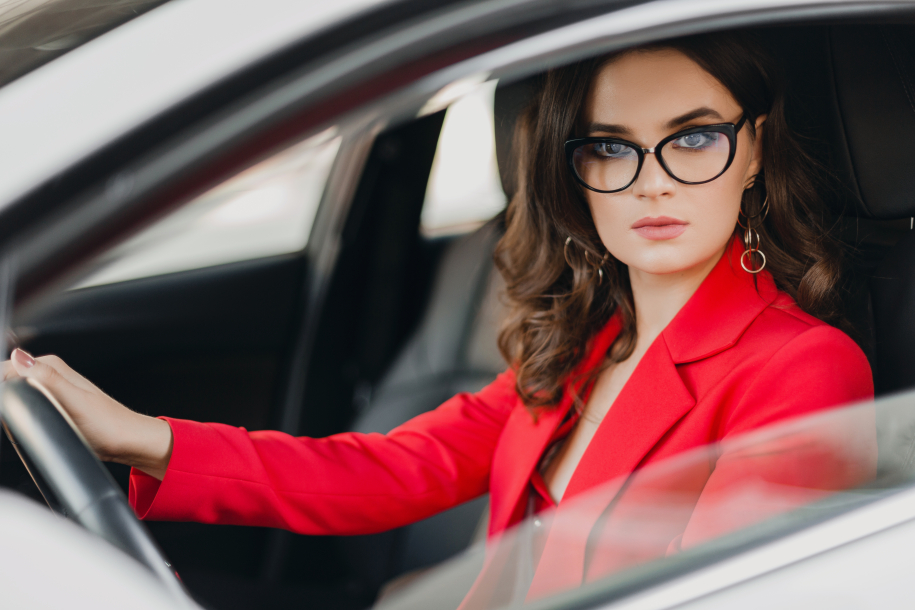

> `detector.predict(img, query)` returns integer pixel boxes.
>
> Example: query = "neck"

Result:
[627,245,727,350]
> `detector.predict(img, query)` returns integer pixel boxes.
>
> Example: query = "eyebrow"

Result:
[586,107,726,137]
[664,107,725,129]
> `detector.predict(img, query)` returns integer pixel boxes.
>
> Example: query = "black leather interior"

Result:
[328,71,567,592]
[333,77,549,590]
[820,25,915,395]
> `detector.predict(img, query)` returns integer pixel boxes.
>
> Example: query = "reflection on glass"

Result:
[76,129,340,287]
[371,392,915,610]
[421,80,507,235]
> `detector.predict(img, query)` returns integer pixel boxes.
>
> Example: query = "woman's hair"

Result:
[494,31,845,409]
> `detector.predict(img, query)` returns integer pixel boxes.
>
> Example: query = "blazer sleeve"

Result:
[129,369,518,535]
[677,325,876,549]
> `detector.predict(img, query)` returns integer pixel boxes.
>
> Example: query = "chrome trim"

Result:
[600,486,915,610]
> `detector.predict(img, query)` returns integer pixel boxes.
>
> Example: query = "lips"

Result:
[631,216,688,240]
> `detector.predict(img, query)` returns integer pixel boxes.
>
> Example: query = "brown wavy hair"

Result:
[495,32,845,409]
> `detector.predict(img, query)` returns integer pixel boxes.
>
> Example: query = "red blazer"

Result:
[129,241,874,548]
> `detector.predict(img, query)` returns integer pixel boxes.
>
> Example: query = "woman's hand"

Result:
[1,349,173,480]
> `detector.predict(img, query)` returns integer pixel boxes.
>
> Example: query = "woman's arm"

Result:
[2,348,517,535]
[131,372,516,535]
[3,349,173,479]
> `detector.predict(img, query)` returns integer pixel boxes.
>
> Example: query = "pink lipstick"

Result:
[631,216,688,240]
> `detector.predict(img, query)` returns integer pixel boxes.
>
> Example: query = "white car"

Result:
[1,0,914,609]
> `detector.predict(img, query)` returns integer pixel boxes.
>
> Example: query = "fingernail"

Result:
[13,348,35,368]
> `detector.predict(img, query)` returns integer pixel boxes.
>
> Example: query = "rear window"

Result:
[421,80,507,236]
[0,0,171,89]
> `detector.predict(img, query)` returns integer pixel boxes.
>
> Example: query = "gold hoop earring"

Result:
[737,194,769,229]
[564,236,610,284]
[739,195,767,274]
[596,252,609,284]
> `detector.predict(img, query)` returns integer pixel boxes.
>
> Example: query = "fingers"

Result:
[35,354,99,393]
[11,348,74,397]
[9,349,100,394]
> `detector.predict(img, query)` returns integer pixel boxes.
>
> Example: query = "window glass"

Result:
[421,80,507,236]
[381,395,899,610]
[77,129,340,287]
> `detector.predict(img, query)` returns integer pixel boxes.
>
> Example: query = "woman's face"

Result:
[581,49,764,277]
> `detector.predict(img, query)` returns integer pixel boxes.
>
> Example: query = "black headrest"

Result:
[829,25,915,220]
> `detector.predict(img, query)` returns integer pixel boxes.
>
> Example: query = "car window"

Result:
[421,80,507,236]
[76,128,340,287]
[376,393,915,610]
[0,0,172,89]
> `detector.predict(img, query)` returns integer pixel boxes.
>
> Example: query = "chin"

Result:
[629,257,698,275]
[620,244,718,276]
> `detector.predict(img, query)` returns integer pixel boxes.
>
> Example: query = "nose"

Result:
[632,152,676,199]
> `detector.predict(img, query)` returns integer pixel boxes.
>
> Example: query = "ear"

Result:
[742,114,767,189]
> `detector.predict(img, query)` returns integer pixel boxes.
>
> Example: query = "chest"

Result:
[487,341,757,534]
[540,356,640,502]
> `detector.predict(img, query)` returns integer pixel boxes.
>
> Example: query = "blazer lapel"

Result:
[526,336,695,600]
[562,337,696,500]
[562,238,775,499]
[489,315,623,535]
[488,403,568,534]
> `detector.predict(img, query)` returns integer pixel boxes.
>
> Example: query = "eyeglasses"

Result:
[565,116,747,193]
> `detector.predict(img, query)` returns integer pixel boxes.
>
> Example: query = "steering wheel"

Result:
[1,377,190,603]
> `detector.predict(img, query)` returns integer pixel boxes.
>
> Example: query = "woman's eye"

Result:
[674,132,719,149]
[593,142,630,157]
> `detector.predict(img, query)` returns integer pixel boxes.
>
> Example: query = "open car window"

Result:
[374,392,915,610]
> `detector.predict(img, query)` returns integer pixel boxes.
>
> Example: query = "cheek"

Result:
[585,180,745,275]
[586,195,629,241]
[697,180,744,246]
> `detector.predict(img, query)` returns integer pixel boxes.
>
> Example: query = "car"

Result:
[2,0,915,608]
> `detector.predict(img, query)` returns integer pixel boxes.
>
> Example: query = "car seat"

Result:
[798,24,915,478]
[763,24,915,394]
[824,24,915,396]
[336,78,537,592]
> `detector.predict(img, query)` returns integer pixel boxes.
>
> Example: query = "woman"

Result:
[3,32,873,596]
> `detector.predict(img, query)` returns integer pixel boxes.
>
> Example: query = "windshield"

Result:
[376,392,915,610]
[0,0,171,89]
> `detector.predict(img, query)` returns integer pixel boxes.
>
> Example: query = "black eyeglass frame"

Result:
[565,116,748,194]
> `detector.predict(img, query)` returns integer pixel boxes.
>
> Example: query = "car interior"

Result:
[4,13,915,610]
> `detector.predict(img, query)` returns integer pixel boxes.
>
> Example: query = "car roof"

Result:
[0,0,386,214]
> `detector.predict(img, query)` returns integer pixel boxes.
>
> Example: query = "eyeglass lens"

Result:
[572,130,732,192]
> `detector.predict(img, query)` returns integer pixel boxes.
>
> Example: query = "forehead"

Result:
[584,49,739,127]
